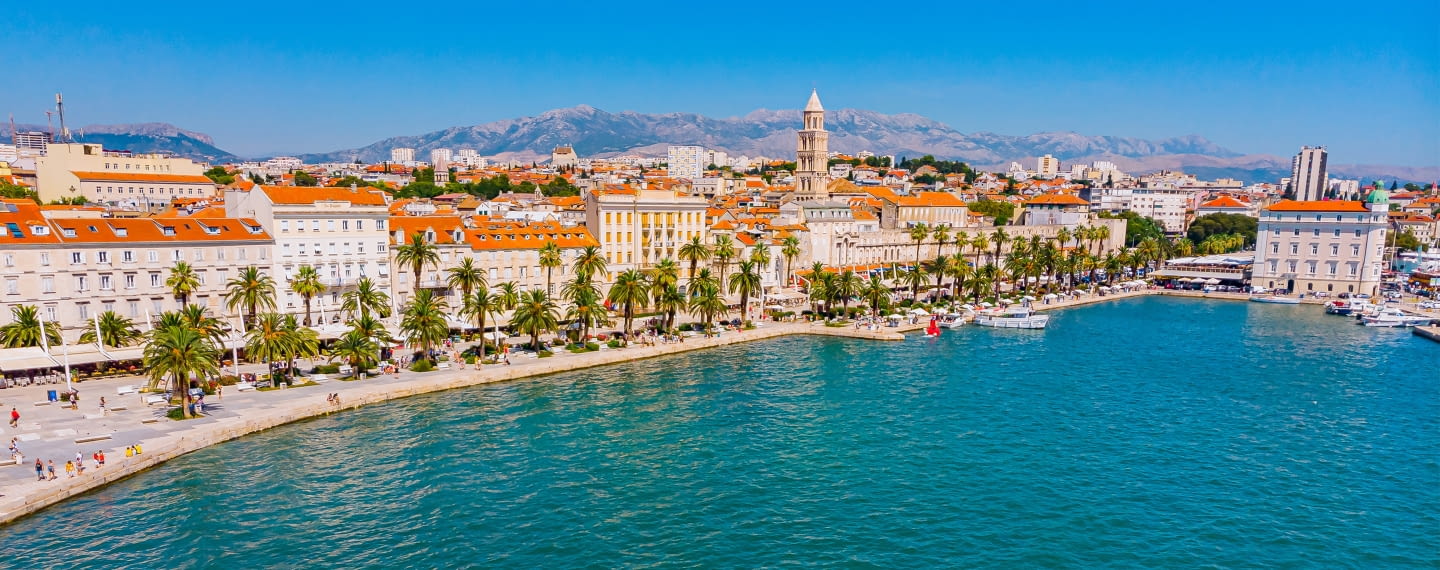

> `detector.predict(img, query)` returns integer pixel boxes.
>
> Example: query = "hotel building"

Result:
[1251,193,1387,296]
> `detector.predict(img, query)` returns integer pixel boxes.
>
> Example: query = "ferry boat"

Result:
[974,307,1050,329]
[1249,295,1301,305]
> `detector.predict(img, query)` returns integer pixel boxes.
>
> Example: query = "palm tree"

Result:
[947,261,973,300]
[832,269,863,315]
[246,312,300,384]
[341,277,391,320]
[1055,227,1072,251]
[509,289,559,351]
[951,230,969,260]
[815,271,838,315]
[861,275,891,317]
[990,228,1010,270]
[1104,253,1124,285]
[538,242,563,296]
[749,242,772,281]
[400,289,449,363]
[712,234,737,286]
[909,223,930,269]
[290,265,325,326]
[0,305,61,348]
[459,287,500,360]
[166,261,200,309]
[678,235,713,282]
[932,225,951,260]
[924,254,953,296]
[780,236,801,288]
[650,258,680,298]
[902,266,930,301]
[607,269,650,344]
[78,311,143,348]
[394,232,439,295]
[445,256,488,302]
[654,284,686,331]
[979,263,1002,301]
[572,245,608,281]
[143,325,219,418]
[728,260,763,323]
[329,330,379,374]
[1092,224,1112,256]
[688,284,726,330]
[564,283,604,342]
[496,282,521,314]
[170,305,226,345]
[807,262,831,314]
[970,234,990,266]
[225,266,277,329]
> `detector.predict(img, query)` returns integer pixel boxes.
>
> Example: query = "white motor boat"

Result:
[1361,308,1434,327]
[938,312,971,329]
[1249,295,1301,305]
[974,307,1050,329]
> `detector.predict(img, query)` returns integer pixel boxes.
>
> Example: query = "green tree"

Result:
[728,260,763,323]
[909,223,930,270]
[143,324,220,418]
[1393,229,1423,252]
[654,284,686,331]
[967,200,1015,225]
[509,289,559,351]
[400,290,449,363]
[606,269,650,344]
[394,232,440,295]
[0,181,40,203]
[290,265,325,327]
[342,277,391,320]
[832,269,863,314]
[538,242,563,296]
[78,311,143,348]
[572,245,609,281]
[166,261,201,309]
[445,256,488,301]
[861,275,891,318]
[712,234,737,286]
[1099,211,1166,247]
[329,330,380,373]
[0,305,62,348]
[203,166,235,185]
[679,235,713,281]
[224,266,278,329]
[688,284,726,330]
[563,272,606,342]
[781,236,801,288]
[459,287,500,360]
[292,171,318,187]
[1186,213,1257,247]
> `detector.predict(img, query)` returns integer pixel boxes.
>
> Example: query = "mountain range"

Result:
[7,109,1435,184]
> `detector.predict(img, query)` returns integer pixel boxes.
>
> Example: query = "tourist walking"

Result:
[75,452,85,474]
[94,450,105,467]
[64,460,75,477]
[34,459,44,481]
[47,460,56,480]
[9,407,18,428]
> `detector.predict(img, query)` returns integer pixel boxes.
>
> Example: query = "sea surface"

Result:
[5,297,1438,568]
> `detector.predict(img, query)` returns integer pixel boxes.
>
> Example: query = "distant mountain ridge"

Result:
[0,122,239,163]
[6,110,1433,184]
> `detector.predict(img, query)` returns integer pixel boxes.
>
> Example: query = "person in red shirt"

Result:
[9,407,18,428]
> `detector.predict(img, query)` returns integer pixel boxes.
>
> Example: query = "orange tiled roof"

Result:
[1265,200,1371,213]
[389,215,466,245]
[463,221,597,251]
[47,217,269,244]
[1200,195,1250,208]
[260,185,388,206]
[70,171,214,184]
[1025,193,1090,206]
[0,200,63,245]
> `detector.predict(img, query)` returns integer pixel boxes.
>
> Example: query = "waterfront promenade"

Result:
[0,286,1424,524]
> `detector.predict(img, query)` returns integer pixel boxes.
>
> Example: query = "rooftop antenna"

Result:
[56,93,72,143]
[44,110,54,142]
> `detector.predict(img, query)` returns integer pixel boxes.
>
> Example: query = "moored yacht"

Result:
[974,307,1050,329]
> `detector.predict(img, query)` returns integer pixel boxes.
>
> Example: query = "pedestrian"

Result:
[47,459,57,480]
[217,385,222,401]
[64,460,75,477]
[94,450,105,467]
[9,407,18,428]
[125,445,134,457]
[135,443,142,454]
[34,459,44,481]
[99,396,107,413]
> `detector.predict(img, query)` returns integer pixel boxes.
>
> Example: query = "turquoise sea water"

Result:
[4,297,1438,568]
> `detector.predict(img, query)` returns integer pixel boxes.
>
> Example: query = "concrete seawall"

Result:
[1415,326,1440,344]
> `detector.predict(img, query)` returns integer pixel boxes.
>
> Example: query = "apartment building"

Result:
[584,188,709,280]
[0,199,272,341]
[225,185,393,322]
[35,143,213,204]
[1251,194,1387,296]
[389,215,599,304]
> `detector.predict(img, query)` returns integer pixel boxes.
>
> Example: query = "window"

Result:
[311,220,320,231]
[97,251,110,264]
[1271,243,1279,254]
[148,250,159,262]
[1330,244,1339,256]
[194,249,204,261]
[39,253,50,266]
[327,220,336,231]
[238,248,247,261]
[41,276,54,293]
[44,306,56,321]
[1293,229,1300,236]
[122,250,134,263]
[75,275,88,291]
[172,250,183,261]
[1354,229,1362,237]
[150,273,161,287]
[128,301,140,317]
[1290,243,1299,254]
[71,252,84,264]
[280,220,290,232]
[1351,244,1360,256]
[125,274,136,289]
[100,275,112,290]
[357,220,365,231]
[1306,261,1316,275]
[152,299,164,314]
[4,279,16,295]
[1333,229,1341,237]
[0,253,10,267]
[102,301,114,314]
[342,220,350,231]
[1310,244,1318,255]
[217,249,226,261]
[78,304,89,320]
[1273,229,1280,236]
[283,243,292,256]
[1313,229,1320,237]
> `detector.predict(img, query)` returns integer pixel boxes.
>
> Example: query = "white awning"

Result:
[58,344,110,366]
[0,346,59,372]
[100,345,145,362]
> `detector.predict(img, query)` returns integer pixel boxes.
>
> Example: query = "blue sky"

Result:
[4,1,1437,165]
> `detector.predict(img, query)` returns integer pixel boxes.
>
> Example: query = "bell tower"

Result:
[795,89,830,200]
